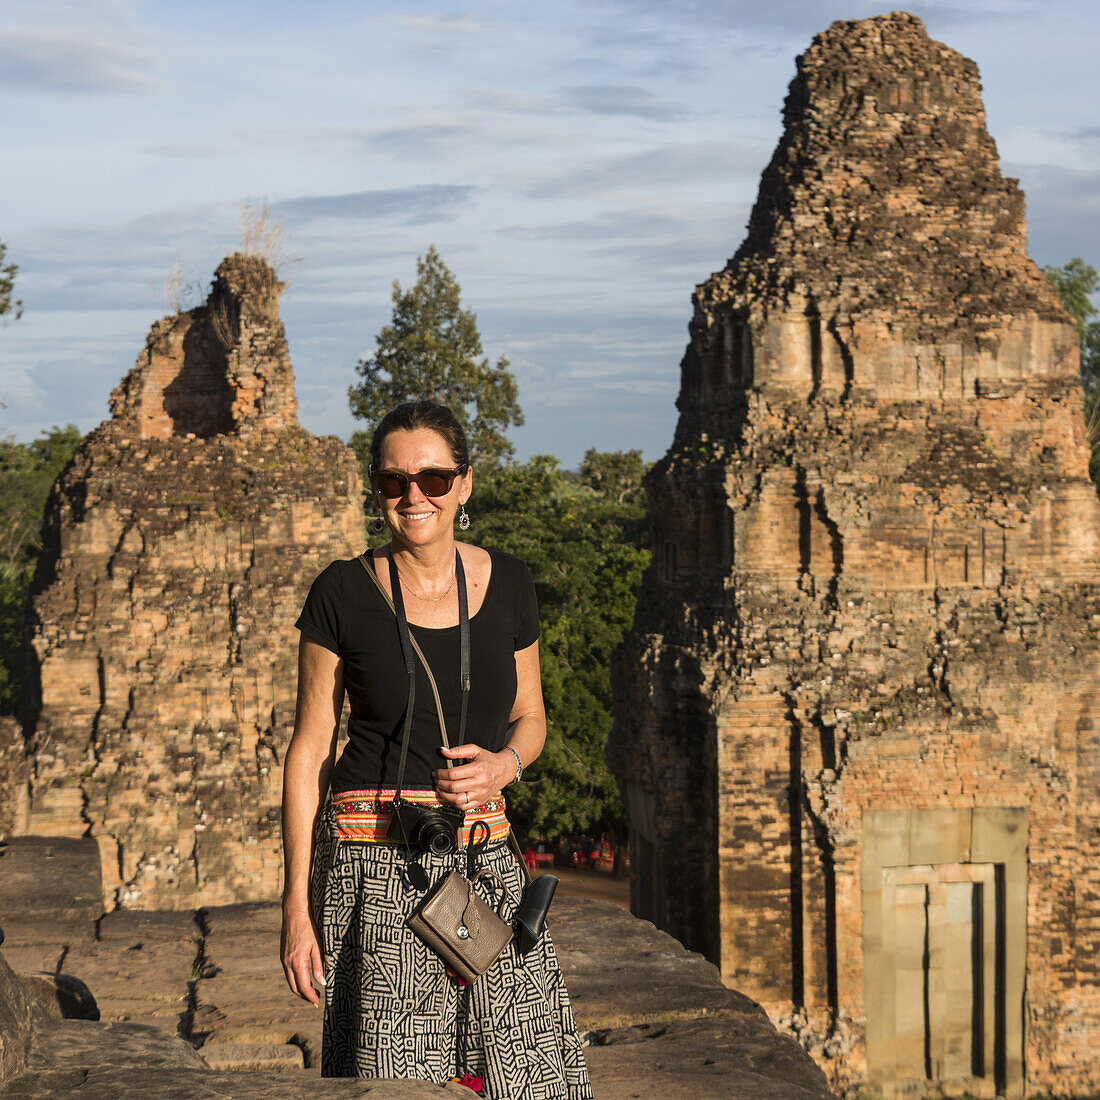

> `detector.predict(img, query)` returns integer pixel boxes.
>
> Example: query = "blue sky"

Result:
[2,0,1098,466]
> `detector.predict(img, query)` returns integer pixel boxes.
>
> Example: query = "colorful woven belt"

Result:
[331,787,509,846]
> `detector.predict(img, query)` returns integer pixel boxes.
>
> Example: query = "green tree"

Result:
[579,448,646,505]
[1045,258,1100,484]
[0,240,22,322]
[348,247,523,472]
[472,453,650,840]
[0,425,83,712]
[1045,258,1100,392]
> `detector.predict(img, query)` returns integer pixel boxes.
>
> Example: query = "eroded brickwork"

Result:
[108,253,298,439]
[0,716,29,840]
[611,14,1100,1098]
[25,255,363,910]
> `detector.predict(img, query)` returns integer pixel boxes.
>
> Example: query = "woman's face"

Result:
[374,428,472,549]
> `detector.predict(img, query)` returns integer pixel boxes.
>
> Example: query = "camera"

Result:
[388,797,465,855]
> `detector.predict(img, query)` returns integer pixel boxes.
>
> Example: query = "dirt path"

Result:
[535,867,631,908]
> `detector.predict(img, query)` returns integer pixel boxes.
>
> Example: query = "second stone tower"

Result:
[612,14,1100,1099]
[26,254,364,910]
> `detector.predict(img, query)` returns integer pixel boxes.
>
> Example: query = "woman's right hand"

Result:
[281,904,325,1006]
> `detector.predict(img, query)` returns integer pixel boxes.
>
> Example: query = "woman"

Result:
[280,399,593,1098]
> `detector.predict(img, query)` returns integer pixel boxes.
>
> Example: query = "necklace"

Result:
[393,560,457,602]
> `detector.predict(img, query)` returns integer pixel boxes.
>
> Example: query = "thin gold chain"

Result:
[393,561,457,602]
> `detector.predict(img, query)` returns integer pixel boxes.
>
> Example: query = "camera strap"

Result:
[357,547,470,807]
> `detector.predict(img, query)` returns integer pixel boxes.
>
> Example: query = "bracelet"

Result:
[503,746,523,784]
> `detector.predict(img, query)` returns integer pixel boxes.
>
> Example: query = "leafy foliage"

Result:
[1045,258,1100,392]
[348,246,523,469]
[1045,258,1100,484]
[471,453,650,839]
[0,239,22,322]
[579,447,646,505]
[0,426,83,712]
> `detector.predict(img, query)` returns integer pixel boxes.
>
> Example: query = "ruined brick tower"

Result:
[611,13,1100,1098]
[25,254,364,909]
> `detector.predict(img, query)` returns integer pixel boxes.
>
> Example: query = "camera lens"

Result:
[424,823,456,855]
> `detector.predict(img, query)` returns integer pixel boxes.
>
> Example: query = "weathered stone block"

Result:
[0,837,103,921]
[906,808,971,866]
[970,805,1028,863]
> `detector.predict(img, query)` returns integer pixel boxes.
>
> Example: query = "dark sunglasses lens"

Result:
[375,472,408,498]
[417,470,455,495]
[374,469,459,497]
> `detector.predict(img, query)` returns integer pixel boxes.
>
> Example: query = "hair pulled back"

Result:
[370,400,471,470]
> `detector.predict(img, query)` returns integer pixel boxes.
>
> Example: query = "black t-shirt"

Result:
[295,549,540,793]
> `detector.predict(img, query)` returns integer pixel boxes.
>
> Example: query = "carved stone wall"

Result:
[24,255,363,910]
[0,716,30,840]
[611,14,1100,1099]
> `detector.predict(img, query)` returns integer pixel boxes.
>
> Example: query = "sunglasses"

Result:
[369,464,469,499]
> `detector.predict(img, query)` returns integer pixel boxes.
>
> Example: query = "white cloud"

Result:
[275,185,480,227]
[465,88,561,116]
[581,0,1038,35]
[561,84,689,122]
[370,124,480,156]
[1009,163,1100,267]
[398,13,487,34]
[1,0,1094,467]
[526,140,770,199]
[0,22,158,93]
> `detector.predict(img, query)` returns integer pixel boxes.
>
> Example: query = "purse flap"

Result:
[418,871,478,938]
[412,870,512,974]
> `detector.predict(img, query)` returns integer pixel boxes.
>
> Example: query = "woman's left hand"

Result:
[434,744,512,810]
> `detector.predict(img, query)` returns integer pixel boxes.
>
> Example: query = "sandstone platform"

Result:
[0,836,832,1098]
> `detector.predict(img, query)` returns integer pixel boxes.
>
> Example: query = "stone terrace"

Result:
[0,836,832,1097]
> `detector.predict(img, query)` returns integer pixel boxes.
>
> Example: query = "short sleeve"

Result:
[515,563,540,650]
[295,561,343,655]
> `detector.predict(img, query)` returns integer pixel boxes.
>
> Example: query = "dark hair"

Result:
[370,400,470,470]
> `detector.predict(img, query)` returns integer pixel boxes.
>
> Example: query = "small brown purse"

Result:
[407,868,515,983]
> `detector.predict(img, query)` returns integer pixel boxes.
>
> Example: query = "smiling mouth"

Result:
[401,511,435,521]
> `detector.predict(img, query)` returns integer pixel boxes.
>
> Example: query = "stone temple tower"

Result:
[25,254,364,910]
[611,14,1100,1099]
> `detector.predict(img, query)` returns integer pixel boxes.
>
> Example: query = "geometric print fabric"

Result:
[311,803,594,1097]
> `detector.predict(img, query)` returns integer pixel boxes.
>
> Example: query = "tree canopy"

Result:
[348,246,523,470]
[0,240,22,323]
[0,425,84,713]
[1045,257,1100,394]
[578,448,646,505]
[1046,258,1100,485]
[471,453,650,839]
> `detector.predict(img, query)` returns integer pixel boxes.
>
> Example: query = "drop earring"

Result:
[369,497,386,535]
[459,503,471,531]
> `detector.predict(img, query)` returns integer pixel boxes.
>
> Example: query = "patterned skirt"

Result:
[310,799,594,1098]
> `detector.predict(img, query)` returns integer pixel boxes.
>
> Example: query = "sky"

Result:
[2,0,1099,467]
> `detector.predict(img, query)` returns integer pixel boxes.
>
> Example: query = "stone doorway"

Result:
[862,808,1026,1099]
[885,863,999,1096]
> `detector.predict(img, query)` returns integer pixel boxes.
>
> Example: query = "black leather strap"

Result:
[387,550,417,677]
[466,819,489,878]
[456,552,470,747]
[387,549,417,805]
